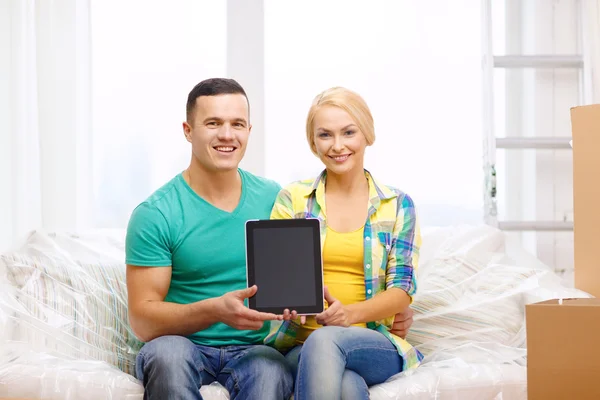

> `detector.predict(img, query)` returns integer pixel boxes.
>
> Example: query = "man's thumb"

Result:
[237,285,258,299]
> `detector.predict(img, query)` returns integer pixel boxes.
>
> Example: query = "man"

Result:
[125,78,293,399]
[392,307,414,339]
[126,77,414,400]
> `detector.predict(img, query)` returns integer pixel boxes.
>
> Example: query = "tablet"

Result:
[245,218,324,315]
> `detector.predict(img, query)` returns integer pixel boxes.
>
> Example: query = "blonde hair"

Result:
[305,87,375,156]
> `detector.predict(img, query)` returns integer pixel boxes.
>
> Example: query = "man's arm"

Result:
[390,307,414,339]
[127,265,280,343]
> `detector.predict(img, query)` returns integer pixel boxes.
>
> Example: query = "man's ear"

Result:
[248,124,252,134]
[182,121,192,143]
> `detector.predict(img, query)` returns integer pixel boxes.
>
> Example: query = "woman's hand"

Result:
[315,286,353,327]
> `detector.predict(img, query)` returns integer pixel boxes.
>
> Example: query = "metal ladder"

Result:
[481,0,589,232]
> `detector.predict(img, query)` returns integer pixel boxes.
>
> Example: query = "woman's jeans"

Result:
[136,335,294,400]
[285,326,403,400]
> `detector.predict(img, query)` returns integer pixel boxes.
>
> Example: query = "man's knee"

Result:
[137,336,206,399]
[253,346,293,379]
[236,346,294,397]
[136,335,197,379]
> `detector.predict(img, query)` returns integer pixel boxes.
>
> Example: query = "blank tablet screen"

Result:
[246,219,324,314]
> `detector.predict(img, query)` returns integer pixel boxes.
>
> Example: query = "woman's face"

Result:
[313,105,368,176]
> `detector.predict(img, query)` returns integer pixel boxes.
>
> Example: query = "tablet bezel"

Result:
[245,218,324,315]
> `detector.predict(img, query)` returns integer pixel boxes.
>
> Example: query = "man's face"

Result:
[183,94,251,173]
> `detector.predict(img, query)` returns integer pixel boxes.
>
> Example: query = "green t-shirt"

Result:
[125,169,281,346]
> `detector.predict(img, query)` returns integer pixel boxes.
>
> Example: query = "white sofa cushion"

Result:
[408,225,552,361]
[0,351,230,400]
[0,230,142,376]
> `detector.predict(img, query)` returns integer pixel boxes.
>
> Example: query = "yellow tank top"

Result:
[296,225,367,343]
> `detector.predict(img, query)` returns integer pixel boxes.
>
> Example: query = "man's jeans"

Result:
[136,335,294,400]
[285,326,403,400]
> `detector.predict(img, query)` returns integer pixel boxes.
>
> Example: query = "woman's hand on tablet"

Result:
[315,287,353,327]
[217,285,282,330]
[281,309,307,325]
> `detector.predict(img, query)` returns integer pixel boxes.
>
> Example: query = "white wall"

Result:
[0,0,12,249]
[227,0,266,176]
[36,0,94,232]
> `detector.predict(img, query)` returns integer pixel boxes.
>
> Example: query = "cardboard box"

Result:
[526,298,600,399]
[571,104,600,297]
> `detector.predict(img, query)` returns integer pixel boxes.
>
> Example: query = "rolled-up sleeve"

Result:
[385,193,421,301]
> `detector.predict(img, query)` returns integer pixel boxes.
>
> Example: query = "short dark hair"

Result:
[185,78,249,123]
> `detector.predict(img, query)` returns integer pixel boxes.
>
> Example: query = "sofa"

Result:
[0,225,590,399]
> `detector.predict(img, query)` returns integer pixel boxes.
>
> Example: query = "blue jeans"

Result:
[285,326,403,400]
[136,335,294,400]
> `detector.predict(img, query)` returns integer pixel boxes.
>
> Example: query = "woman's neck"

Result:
[325,167,368,195]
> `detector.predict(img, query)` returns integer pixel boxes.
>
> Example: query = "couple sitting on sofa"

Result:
[125,78,422,400]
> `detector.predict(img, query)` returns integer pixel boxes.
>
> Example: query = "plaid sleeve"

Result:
[385,193,421,300]
[270,188,294,220]
[264,320,301,351]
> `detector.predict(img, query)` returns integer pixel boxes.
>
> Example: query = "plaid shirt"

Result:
[264,169,424,371]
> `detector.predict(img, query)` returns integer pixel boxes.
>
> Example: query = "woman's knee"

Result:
[341,369,369,400]
[303,326,344,352]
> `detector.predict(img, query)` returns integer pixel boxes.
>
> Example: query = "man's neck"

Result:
[184,161,242,212]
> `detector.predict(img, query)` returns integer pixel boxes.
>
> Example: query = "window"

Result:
[91,0,227,228]
[264,0,484,227]
[91,1,490,230]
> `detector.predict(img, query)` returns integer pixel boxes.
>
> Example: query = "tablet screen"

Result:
[246,219,324,314]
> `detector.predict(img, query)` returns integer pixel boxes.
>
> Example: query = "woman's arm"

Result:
[346,287,410,324]
[385,192,420,302]
[270,188,294,219]
[316,286,410,326]
[317,192,421,327]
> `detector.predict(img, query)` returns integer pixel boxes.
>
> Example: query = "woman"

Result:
[265,87,423,399]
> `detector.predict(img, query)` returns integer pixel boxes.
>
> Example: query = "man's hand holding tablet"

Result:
[215,284,283,330]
